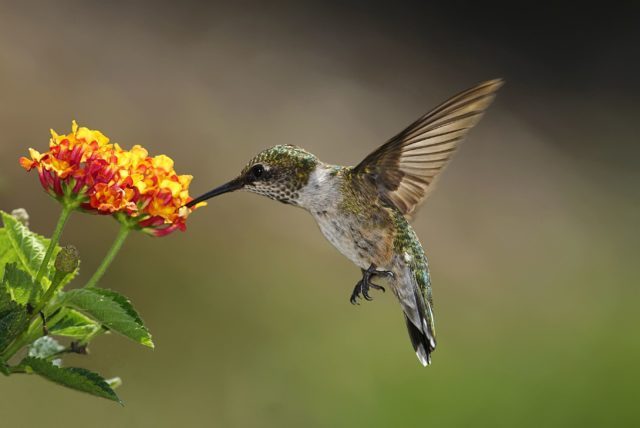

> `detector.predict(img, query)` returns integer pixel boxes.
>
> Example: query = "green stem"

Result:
[35,205,73,285]
[31,270,67,324]
[84,223,131,289]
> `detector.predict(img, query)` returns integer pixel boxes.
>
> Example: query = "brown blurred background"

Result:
[0,1,638,427]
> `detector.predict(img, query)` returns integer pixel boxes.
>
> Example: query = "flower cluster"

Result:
[20,121,203,236]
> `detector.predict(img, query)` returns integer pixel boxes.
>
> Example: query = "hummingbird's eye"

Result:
[250,164,265,179]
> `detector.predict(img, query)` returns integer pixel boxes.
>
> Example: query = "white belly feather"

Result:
[298,165,387,270]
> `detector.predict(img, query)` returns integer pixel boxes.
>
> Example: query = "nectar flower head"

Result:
[20,121,205,236]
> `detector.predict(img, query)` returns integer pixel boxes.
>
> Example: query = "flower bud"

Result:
[54,245,80,274]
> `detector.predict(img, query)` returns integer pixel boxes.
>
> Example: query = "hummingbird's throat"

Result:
[246,182,300,205]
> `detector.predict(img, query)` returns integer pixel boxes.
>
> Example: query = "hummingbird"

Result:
[187,79,503,366]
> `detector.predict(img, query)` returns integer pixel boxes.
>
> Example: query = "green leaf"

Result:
[0,229,18,282]
[0,283,29,352]
[0,361,10,376]
[0,212,79,304]
[2,263,42,306]
[0,211,54,283]
[22,357,121,404]
[0,229,12,275]
[49,308,100,339]
[28,336,64,359]
[63,288,153,348]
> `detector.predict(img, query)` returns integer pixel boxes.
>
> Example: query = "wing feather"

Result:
[354,79,503,215]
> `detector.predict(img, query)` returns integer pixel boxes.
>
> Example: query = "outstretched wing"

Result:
[353,79,503,216]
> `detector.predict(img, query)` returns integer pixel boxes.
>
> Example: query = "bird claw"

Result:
[350,281,363,305]
[349,264,392,305]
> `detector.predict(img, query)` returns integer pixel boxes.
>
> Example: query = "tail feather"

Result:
[389,211,437,366]
[404,314,434,366]
[403,285,436,366]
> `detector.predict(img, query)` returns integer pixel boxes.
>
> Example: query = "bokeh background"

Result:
[0,1,638,427]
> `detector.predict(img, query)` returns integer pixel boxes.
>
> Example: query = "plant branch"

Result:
[84,222,131,289]
[34,205,73,285]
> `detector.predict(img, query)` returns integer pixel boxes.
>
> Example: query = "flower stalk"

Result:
[34,204,73,285]
[85,220,131,289]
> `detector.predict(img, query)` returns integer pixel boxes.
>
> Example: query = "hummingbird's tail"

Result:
[403,286,436,366]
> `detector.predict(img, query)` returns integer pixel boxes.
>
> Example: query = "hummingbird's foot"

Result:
[350,264,393,305]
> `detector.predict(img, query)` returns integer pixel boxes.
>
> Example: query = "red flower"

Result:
[20,121,204,236]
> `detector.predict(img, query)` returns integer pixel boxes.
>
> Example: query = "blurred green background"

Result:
[0,1,638,427]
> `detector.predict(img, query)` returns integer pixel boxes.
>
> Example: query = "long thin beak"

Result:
[185,177,244,208]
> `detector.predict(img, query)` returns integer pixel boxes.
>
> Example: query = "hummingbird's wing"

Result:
[353,79,503,216]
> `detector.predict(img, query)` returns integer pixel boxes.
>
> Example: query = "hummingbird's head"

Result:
[186,145,318,207]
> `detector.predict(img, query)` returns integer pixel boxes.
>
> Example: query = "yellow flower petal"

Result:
[28,148,42,161]
[178,174,193,187]
[160,178,182,197]
[130,145,148,160]
[152,154,174,171]
[134,179,147,193]
[76,125,109,146]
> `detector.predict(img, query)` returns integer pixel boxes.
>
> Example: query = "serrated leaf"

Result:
[28,336,64,359]
[23,357,121,403]
[0,284,29,352]
[49,308,100,339]
[63,288,153,348]
[0,229,13,275]
[0,213,79,303]
[90,288,147,330]
[0,211,54,284]
[2,263,42,306]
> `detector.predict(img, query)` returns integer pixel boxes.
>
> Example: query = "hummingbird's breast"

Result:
[299,165,396,270]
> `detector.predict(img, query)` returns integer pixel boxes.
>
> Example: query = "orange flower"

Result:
[20,121,204,236]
